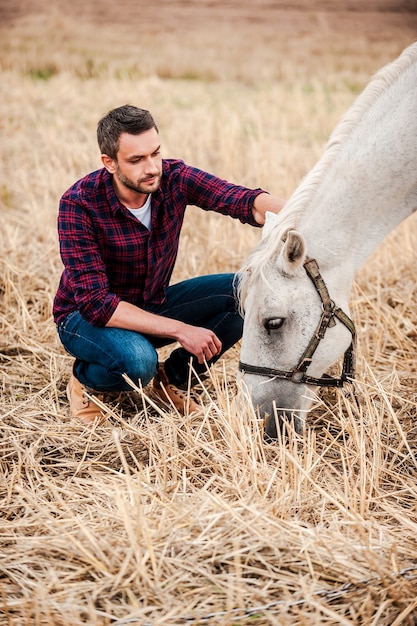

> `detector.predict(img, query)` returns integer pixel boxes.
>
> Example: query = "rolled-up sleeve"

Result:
[175,163,264,227]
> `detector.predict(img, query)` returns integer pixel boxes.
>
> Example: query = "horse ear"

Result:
[279,230,306,272]
[262,211,279,239]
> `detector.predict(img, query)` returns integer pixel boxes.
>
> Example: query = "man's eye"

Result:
[264,318,284,334]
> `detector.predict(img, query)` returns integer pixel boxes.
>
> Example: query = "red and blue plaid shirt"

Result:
[53,159,264,326]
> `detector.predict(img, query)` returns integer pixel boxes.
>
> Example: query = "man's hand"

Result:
[252,192,286,225]
[176,324,222,364]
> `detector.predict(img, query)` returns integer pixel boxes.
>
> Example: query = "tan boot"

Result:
[66,374,106,425]
[152,366,199,415]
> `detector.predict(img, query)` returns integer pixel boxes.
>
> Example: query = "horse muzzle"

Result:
[263,406,304,440]
[241,374,308,440]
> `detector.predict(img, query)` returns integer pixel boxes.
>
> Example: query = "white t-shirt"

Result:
[126,194,152,230]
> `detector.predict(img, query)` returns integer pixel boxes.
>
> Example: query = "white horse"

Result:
[238,42,417,440]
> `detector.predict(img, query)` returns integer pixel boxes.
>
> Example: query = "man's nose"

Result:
[144,156,159,173]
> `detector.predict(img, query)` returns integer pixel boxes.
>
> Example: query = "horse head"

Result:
[238,212,355,440]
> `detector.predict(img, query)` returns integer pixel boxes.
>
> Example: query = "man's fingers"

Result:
[204,337,222,361]
[195,339,222,364]
[213,335,222,353]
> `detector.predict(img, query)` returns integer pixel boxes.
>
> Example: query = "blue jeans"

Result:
[57,274,243,392]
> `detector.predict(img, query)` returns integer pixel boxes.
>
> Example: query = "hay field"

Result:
[1,3,417,624]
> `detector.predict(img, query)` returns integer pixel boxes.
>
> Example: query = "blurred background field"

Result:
[1,1,417,624]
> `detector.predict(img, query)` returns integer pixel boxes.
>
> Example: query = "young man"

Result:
[53,104,284,424]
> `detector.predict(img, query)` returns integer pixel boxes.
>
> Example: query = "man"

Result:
[53,104,284,424]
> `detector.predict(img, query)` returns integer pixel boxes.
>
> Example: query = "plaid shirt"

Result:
[53,159,264,326]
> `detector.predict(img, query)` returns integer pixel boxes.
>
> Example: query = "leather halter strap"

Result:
[239,258,356,388]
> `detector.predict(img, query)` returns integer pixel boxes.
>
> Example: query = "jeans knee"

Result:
[115,343,158,387]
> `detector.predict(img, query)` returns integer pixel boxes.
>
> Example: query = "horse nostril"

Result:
[263,409,304,441]
[263,413,285,441]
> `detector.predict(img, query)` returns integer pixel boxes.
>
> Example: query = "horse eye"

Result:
[264,318,284,334]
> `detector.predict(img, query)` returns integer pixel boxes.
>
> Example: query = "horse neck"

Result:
[297,54,417,276]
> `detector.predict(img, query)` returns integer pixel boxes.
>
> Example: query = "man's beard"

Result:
[116,167,161,194]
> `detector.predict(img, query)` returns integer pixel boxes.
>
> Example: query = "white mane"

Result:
[237,42,417,308]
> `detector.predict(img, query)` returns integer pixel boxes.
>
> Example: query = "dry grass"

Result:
[1,6,417,625]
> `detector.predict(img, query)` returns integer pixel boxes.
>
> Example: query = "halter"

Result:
[239,258,356,388]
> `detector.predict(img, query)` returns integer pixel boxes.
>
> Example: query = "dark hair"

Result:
[97,104,158,159]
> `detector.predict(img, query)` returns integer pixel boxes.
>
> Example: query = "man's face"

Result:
[104,128,163,195]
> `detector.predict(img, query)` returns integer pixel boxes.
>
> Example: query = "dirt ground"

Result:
[2,0,417,40]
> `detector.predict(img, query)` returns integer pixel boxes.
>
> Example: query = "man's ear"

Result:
[101,154,116,173]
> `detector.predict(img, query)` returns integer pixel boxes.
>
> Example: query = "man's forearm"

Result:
[106,300,184,339]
